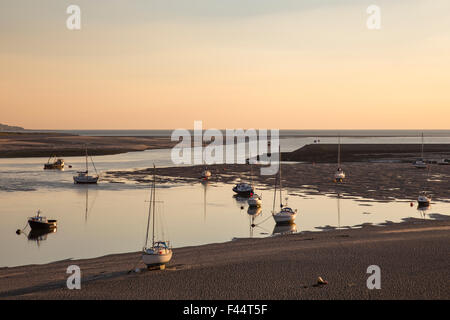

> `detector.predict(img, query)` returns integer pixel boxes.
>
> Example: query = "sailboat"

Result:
[142,165,173,268]
[73,146,99,184]
[417,164,431,207]
[247,164,262,207]
[413,132,427,169]
[272,147,297,224]
[334,136,346,182]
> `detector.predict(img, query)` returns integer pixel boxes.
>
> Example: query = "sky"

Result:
[1,0,450,130]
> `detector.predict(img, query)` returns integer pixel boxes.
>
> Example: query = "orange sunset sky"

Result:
[1,0,449,130]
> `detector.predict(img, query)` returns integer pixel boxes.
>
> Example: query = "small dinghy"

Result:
[142,165,173,268]
[28,210,57,230]
[232,183,253,197]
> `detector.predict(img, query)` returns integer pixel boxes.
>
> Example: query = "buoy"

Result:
[410,202,414,207]
[16,229,21,235]
[240,206,244,210]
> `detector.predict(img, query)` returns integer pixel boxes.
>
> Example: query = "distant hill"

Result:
[0,123,25,131]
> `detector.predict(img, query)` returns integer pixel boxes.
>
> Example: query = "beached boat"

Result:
[44,156,65,170]
[272,147,297,225]
[417,192,431,207]
[413,133,427,169]
[334,136,346,182]
[142,165,173,268]
[73,146,99,184]
[28,210,57,230]
[232,182,253,197]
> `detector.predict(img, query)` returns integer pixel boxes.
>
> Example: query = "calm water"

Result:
[1,135,449,267]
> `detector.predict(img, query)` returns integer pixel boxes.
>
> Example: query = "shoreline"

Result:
[1,217,449,299]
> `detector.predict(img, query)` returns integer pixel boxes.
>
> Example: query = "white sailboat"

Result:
[417,192,431,207]
[142,165,173,268]
[334,136,346,182]
[73,146,99,184]
[413,132,427,169]
[272,148,297,224]
[248,164,262,207]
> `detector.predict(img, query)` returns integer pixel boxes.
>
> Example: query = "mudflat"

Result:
[0,132,176,158]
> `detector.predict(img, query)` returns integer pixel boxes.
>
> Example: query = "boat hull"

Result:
[29,219,57,230]
[142,251,173,267]
[273,212,297,225]
[73,176,99,184]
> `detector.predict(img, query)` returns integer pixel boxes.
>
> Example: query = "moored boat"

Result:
[272,147,298,225]
[73,146,99,184]
[142,165,173,268]
[44,156,65,170]
[28,210,57,230]
[232,182,253,197]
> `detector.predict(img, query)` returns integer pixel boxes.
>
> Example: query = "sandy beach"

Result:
[0,218,449,300]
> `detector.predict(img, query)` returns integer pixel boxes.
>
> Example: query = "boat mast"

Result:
[144,167,153,248]
[85,145,88,173]
[338,135,341,168]
[279,145,282,208]
[151,165,156,247]
[421,132,424,159]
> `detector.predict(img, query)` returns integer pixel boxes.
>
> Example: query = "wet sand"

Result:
[0,132,176,158]
[103,162,450,202]
[0,218,449,300]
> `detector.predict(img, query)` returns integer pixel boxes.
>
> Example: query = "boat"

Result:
[232,182,253,197]
[334,136,346,182]
[142,165,173,268]
[272,147,298,225]
[248,194,262,207]
[73,146,99,184]
[437,159,450,165]
[28,210,57,230]
[413,133,427,169]
[417,192,431,207]
[247,164,262,207]
[44,156,65,170]
[201,169,212,180]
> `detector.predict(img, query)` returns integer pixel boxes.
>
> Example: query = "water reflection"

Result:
[273,223,297,236]
[417,204,430,219]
